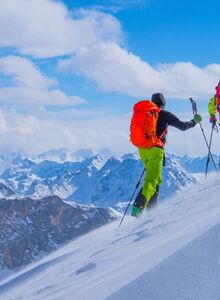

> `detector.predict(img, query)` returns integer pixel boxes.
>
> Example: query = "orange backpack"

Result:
[130,100,165,149]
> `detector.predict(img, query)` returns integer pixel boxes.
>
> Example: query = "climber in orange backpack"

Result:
[130,93,202,217]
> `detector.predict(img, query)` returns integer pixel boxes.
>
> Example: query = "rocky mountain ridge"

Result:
[0,196,117,270]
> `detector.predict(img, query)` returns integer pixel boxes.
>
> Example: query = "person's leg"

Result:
[146,185,160,209]
[139,147,164,207]
[131,147,163,217]
[131,148,149,217]
[132,188,146,209]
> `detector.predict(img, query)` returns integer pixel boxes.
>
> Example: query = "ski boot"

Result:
[131,189,147,217]
[146,185,160,210]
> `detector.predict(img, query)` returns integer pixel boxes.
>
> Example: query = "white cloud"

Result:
[84,0,147,13]
[59,42,220,99]
[0,0,122,58]
[0,105,218,157]
[0,108,132,155]
[0,55,86,106]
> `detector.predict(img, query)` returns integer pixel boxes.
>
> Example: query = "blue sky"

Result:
[0,0,220,156]
[64,0,220,65]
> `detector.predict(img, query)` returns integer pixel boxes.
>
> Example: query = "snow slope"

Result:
[0,174,220,300]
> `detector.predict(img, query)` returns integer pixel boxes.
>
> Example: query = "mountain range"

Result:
[0,148,113,174]
[0,149,203,210]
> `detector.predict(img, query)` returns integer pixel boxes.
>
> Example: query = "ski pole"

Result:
[205,123,215,178]
[189,98,218,173]
[118,168,145,229]
[205,120,218,178]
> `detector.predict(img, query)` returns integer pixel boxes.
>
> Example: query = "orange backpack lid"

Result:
[133,100,160,113]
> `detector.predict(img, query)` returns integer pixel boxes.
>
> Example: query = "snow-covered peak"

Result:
[27,148,112,163]
[0,153,27,174]
[83,154,107,170]
[34,148,72,163]
[72,148,95,161]
[120,152,138,160]
[11,157,35,169]
[97,147,113,160]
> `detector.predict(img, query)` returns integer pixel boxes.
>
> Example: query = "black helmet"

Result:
[151,93,166,108]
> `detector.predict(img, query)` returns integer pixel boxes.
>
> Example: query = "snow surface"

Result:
[1,174,220,300]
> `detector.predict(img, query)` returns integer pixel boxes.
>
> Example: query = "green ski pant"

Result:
[138,147,164,206]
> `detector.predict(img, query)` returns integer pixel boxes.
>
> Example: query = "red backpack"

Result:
[130,100,165,149]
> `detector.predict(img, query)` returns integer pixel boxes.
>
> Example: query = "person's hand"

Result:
[193,113,202,124]
[209,115,217,124]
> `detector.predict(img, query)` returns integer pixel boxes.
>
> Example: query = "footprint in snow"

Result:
[133,229,150,242]
[75,262,97,275]
[110,233,136,245]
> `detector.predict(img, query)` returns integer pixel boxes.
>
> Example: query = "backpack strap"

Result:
[159,129,168,140]
[154,128,168,148]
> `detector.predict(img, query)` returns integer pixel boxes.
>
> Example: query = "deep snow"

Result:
[0,174,220,300]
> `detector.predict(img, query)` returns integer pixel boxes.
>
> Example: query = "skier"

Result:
[131,93,202,217]
[208,85,220,125]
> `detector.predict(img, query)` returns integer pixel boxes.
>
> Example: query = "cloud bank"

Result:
[1,0,220,99]
[59,42,220,99]
[0,0,122,58]
[0,108,131,155]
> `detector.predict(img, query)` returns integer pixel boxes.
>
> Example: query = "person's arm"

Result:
[165,110,196,131]
[208,96,216,116]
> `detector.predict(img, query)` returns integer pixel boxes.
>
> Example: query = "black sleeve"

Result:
[165,111,196,131]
